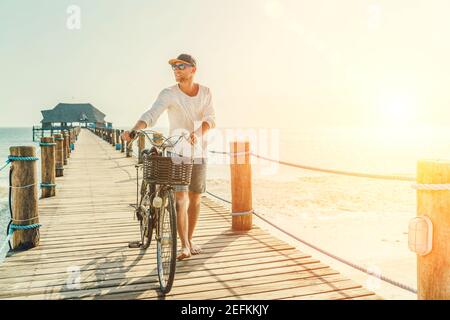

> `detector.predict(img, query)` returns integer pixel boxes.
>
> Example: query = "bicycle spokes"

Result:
[156,192,177,294]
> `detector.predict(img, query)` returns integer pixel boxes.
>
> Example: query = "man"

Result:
[121,53,216,260]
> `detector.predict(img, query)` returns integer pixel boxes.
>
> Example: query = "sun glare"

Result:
[378,93,418,127]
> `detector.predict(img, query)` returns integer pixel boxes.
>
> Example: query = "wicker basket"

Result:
[143,154,193,185]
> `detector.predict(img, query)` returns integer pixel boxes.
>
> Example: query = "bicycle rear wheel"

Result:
[156,189,177,294]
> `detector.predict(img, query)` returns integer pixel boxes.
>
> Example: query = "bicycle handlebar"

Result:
[128,129,190,151]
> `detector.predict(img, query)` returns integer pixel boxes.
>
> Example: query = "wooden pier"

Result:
[0,129,381,300]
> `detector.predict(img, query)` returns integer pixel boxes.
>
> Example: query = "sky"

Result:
[1,0,450,130]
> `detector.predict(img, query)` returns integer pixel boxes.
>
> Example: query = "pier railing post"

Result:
[138,133,145,164]
[54,134,64,177]
[229,141,253,231]
[9,146,40,250]
[40,137,56,198]
[125,130,134,158]
[115,130,121,150]
[69,129,75,151]
[416,160,450,300]
[111,128,116,146]
[120,130,125,153]
[63,131,69,164]
[66,131,71,156]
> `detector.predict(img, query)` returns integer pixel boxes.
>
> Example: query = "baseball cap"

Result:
[168,53,197,67]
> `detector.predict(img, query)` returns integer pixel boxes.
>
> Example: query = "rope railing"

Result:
[208,147,420,293]
[205,190,418,294]
[209,150,416,182]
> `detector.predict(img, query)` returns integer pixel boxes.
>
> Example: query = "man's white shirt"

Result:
[139,84,216,159]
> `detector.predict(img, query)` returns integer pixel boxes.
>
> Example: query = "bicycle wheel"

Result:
[139,183,155,249]
[156,189,177,294]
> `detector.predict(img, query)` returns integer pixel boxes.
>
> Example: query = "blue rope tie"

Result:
[7,156,39,162]
[54,138,64,141]
[39,142,56,147]
[9,223,41,231]
[40,183,56,189]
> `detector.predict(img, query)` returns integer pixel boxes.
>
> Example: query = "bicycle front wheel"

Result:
[138,181,155,249]
[156,189,177,294]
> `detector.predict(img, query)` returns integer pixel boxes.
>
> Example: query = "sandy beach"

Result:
[206,160,417,299]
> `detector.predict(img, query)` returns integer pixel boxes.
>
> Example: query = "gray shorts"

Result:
[167,152,207,194]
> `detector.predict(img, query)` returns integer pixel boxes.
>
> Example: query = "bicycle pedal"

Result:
[128,241,142,248]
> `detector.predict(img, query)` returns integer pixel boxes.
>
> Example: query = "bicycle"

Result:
[127,129,193,294]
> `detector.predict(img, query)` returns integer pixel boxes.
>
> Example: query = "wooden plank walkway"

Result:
[0,129,381,300]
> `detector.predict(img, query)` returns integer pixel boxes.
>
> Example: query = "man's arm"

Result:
[189,88,216,144]
[189,121,210,145]
[132,120,147,131]
[196,121,211,136]
[122,90,170,141]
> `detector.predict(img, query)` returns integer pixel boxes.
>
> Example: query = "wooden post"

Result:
[120,130,125,153]
[229,141,253,231]
[9,146,40,250]
[66,131,71,156]
[69,129,74,151]
[126,140,133,158]
[54,134,64,177]
[62,132,69,164]
[40,137,56,198]
[416,160,450,300]
[111,128,116,146]
[116,130,121,150]
[138,133,145,164]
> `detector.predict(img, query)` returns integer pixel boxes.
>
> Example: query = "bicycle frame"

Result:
[130,129,191,240]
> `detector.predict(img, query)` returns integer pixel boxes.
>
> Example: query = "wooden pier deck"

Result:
[0,129,381,300]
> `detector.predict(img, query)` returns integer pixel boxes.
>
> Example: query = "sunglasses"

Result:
[171,63,193,71]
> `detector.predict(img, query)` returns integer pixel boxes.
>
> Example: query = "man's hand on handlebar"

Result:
[187,131,201,145]
[121,130,136,142]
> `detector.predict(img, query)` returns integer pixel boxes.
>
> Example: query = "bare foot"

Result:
[189,241,202,255]
[177,247,191,260]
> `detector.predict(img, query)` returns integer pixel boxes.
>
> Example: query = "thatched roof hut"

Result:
[40,103,109,128]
